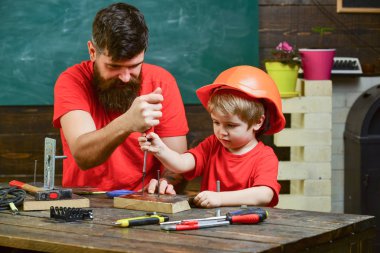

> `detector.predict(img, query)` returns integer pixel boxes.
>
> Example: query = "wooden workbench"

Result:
[0,194,375,253]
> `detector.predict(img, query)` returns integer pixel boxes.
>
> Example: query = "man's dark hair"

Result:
[92,2,148,61]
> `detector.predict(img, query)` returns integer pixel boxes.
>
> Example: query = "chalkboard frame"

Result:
[337,0,380,13]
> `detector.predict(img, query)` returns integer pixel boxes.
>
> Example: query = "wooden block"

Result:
[274,129,331,146]
[303,80,332,96]
[287,146,332,162]
[290,113,303,128]
[282,96,332,113]
[277,195,331,212]
[304,146,331,162]
[290,180,304,195]
[304,179,331,196]
[114,193,191,214]
[304,113,332,129]
[290,146,303,161]
[23,194,90,211]
[278,161,331,180]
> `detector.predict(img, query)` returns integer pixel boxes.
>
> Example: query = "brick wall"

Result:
[331,75,380,213]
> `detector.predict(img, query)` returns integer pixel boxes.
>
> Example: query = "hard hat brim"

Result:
[196,83,285,135]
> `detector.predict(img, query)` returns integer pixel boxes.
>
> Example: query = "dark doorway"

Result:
[344,84,380,251]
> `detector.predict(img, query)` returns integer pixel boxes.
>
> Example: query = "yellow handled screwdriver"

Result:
[113,212,169,227]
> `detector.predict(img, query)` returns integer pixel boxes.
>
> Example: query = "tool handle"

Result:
[117,215,169,227]
[106,190,135,198]
[128,217,161,227]
[175,224,200,230]
[227,213,266,224]
[227,207,267,217]
[9,180,41,193]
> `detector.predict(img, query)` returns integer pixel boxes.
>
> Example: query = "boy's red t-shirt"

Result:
[185,135,281,207]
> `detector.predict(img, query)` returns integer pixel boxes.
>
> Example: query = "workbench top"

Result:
[0,194,375,253]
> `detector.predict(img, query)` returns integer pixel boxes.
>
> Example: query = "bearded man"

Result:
[53,3,188,194]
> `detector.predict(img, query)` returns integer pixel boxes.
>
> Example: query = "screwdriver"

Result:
[161,219,230,231]
[160,207,268,231]
[113,212,169,227]
[141,128,154,194]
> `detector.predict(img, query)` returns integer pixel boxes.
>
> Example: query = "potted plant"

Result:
[265,41,301,97]
[299,26,336,80]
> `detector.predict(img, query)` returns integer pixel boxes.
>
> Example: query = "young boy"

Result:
[139,65,286,208]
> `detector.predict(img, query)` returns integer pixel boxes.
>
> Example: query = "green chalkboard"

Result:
[0,0,258,105]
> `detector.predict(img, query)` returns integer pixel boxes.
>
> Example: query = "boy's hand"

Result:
[193,191,222,208]
[138,132,165,154]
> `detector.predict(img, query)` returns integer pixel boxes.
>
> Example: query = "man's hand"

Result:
[124,87,163,133]
[147,178,176,195]
[193,191,222,208]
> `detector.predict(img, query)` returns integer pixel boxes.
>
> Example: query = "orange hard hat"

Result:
[196,65,285,134]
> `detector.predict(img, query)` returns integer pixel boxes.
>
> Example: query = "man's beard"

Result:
[93,64,142,113]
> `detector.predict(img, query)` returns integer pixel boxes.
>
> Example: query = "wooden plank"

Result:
[278,161,331,180]
[0,106,57,134]
[281,97,332,113]
[0,204,376,253]
[23,193,90,211]
[304,113,332,129]
[277,195,331,212]
[290,146,303,161]
[303,80,332,97]
[290,113,303,128]
[304,180,331,196]
[304,146,331,162]
[0,133,62,175]
[114,194,191,214]
[274,129,331,146]
[290,180,304,195]
[0,222,262,253]
[0,211,281,253]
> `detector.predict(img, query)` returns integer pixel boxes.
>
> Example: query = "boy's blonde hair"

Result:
[207,91,265,129]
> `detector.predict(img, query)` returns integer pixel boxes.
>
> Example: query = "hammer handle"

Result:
[9,180,42,193]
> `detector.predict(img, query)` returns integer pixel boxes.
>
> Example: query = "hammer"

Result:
[9,180,72,201]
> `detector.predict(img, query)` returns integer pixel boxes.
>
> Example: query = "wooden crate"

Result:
[275,80,332,212]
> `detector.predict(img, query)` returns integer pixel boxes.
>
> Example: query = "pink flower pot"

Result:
[299,49,335,80]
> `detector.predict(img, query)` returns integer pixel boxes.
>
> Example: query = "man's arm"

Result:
[60,88,163,170]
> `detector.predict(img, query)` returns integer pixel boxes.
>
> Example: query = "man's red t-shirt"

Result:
[53,61,188,191]
[185,135,281,207]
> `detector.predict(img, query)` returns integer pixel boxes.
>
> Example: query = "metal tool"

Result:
[161,219,230,231]
[50,206,93,222]
[141,128,154,194]
[142,150,147,194]
[9,180,72,201]
[44,137,67,190]
[215,180,221,216]
[160,207,268,231]
[33,160,37,186]
[113,212,169,227]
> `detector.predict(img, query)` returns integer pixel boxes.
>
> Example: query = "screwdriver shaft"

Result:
[142,150,147,195]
